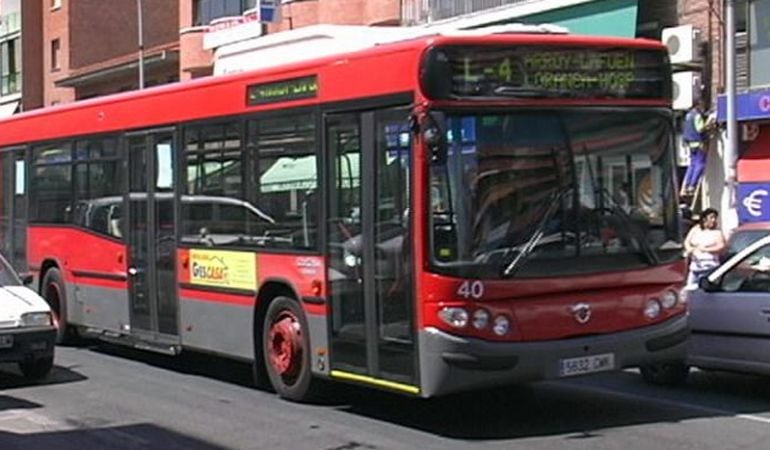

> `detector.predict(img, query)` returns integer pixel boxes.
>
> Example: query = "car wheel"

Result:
[19,356,54,380]
[42,268,75,344]
[262,296,319,402]
[640,362,690,385]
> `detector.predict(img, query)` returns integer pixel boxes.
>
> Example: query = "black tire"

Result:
[640,362,690,385]
[19,356,54,380]
[262,296,318,402]
[41,267,74,344]
[252,316,273,392]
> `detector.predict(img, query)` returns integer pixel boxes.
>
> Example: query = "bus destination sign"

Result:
[421,46,671,101]
[247,75,318,105]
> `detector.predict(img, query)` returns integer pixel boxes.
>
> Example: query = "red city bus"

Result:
[0,27,688,400]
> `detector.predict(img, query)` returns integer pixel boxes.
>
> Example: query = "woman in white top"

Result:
[684,208,726,289]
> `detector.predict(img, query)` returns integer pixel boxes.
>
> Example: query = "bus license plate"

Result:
[559,353,614,377]
[0,335,13,349]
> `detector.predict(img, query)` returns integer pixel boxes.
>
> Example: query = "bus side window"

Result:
[218,204,247,234]
[108,205,123,238]
[252,112,318,250]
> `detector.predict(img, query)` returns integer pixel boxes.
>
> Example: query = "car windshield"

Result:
[0,254,22,286]
[429,109,682,279]
[726,229,770,259]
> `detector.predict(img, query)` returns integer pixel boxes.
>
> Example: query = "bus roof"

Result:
[0,30,667,148]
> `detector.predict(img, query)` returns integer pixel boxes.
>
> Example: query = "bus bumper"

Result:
[418,313,688,397]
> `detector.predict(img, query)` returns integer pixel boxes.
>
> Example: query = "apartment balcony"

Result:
[180,25,213,80]
[401,0,531,25]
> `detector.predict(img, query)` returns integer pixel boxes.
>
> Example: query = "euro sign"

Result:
[743,189,769,217]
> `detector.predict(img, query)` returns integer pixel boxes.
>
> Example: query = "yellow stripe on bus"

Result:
[330,370,420,395]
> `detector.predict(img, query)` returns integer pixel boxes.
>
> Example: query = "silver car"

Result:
[643,234,770,384]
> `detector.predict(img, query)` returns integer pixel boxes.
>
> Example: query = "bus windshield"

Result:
[429,109,682,279]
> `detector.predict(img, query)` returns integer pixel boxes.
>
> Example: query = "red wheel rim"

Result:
[267,310,303,381]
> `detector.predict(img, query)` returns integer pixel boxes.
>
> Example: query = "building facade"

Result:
[14,0,180,110]
[714,1,770,226]
[0,0,737,172]
[0,0,21,117]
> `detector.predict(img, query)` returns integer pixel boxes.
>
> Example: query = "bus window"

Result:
[71,137,123,237]
[252,112,319,249]
[30,143,72,224]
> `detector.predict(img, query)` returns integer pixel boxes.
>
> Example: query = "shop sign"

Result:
[738,182,770,223]
[717,88,770,122]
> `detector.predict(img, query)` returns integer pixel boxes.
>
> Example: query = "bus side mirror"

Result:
[422,111,447,165]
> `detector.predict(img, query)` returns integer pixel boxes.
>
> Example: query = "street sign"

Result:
[259,0,280,23]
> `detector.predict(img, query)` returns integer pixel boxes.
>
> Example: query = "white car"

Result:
[0,254,56,380]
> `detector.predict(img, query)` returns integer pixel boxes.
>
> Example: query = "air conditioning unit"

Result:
[672,71,701,111]
[662,24,701,64]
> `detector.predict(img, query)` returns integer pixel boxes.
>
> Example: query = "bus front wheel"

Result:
[640,362,689,385]
[262,296,317,402]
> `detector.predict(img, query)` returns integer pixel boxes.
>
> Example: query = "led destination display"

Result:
[247,76,318,105]
[421,45,671,100]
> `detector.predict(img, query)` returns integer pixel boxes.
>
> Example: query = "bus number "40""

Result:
[456,280,485,300]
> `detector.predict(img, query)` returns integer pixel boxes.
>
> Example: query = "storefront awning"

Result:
[737,125,770,182]
[0,101,19,119]
[517,0,639,38]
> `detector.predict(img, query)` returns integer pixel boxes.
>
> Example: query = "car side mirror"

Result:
[20,273,34,286]
[698,276,717,292]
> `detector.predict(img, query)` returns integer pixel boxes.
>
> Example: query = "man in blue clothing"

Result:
[681,99,713,197]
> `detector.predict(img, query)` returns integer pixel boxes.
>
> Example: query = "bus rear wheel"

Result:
[42,268,74,344]
[262,296,316,402]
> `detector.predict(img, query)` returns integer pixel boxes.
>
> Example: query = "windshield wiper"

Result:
[501,187,571,277]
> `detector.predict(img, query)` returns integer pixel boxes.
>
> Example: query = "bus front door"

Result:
[326,108,417,393]
[126,130,179,341]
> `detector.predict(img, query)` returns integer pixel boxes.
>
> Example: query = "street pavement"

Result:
[2,344,770,449]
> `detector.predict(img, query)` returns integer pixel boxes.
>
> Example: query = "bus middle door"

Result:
[126,129,179,344]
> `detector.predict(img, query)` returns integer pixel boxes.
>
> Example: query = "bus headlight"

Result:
[472,309,489,330]
[21,312,52,327]
[644,299,662,319]
[660,290,678,309]
[492,315,510,336]
[438,307,468,328]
